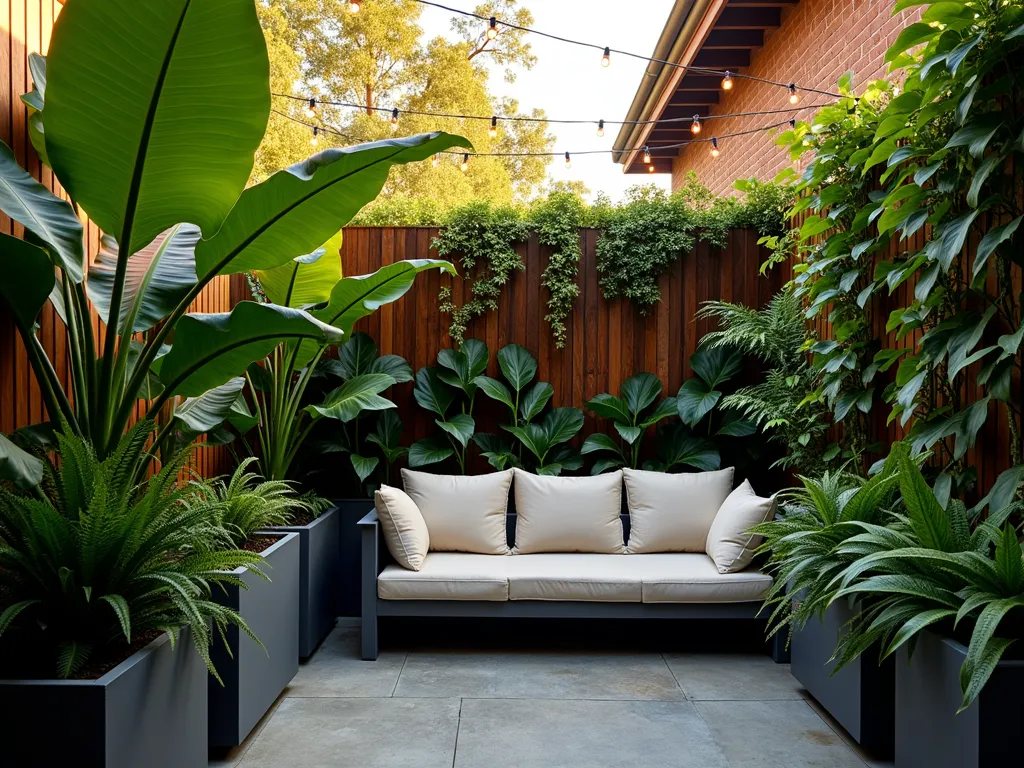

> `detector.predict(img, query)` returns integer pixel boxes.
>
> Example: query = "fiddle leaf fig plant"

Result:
[582,373,678,472]
[505,408,585,476]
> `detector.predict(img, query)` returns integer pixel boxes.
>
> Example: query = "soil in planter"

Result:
[243,533,284,553]
[289,509,315,527]
[0,628,163,681]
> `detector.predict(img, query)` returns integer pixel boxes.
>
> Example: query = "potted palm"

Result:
[0,425,263,768]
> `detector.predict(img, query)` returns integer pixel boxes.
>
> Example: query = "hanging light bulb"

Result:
[461,153,470,172]
[642,146,651,165]
[304,97,317,119]
[432,154,440,168]
[601,47,611,68]
[311,126,319,147]
[348,0,360,13]
[390,108,399,131]
[486,16,498,40]
[648,164,655,173]
[788,83,800,105]
[789,118,796,129]
[690,114,701,135]
[721,71,733,91]
[564,151,572,169]
[596,119,605,138]
[489,116,498,139]
[710,137,720,158]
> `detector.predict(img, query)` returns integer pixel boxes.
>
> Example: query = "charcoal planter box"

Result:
[275,505,341,658]
[895,630,1024,768]
[334,498,374,617]
[791,598,894,758]
[208,531,300,749]
[1,626,206,768]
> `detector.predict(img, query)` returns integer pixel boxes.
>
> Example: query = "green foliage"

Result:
[582,374,678,472]
[781,0,1024,485]
[530,192,584,349]
[698,290,837,474]
[0,423,263,681]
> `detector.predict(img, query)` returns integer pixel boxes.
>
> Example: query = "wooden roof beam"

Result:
[702,29,764,48]
[691,49,752,68]
[714,7,782,28]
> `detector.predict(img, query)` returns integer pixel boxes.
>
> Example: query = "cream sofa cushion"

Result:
[706,480,778,573]
[377,553,509,601]
[505,554,641,601]
[374,485,430,571]
[623,467,734,553]
[401,468,512,554]
[512,469,624,554]
[633,553,771,603]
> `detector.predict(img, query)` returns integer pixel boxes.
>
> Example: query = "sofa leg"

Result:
[361,615,379,660]
[771,631,790,664]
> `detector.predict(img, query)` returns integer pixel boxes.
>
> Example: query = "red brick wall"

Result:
[671,0,921,195]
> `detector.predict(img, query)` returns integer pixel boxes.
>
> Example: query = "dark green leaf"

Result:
[0,432,44,489]
[0,232,55,328]
[306,373,396,422]
[496,344,537,391]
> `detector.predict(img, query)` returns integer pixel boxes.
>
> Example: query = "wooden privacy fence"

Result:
[342,226,789,459]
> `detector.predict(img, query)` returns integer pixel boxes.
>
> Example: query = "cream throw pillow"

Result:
[401,469,512,554]
[623,467,734,553]
[705,480,779,573]
[374,486,430,571]
[512,469,624,554]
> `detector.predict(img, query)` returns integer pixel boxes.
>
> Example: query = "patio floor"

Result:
[211,621,893,768]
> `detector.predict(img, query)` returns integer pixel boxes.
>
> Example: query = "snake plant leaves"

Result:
[155,302,343,398]
[306,373,397,423]
[87,225,199,334]
[0,432,45,489]
[0,233,54,328]
[408,436,455,468]
[497,344,537,391]
[256,231,343,309]
[436,413,475,449]
[413,367,455,418]
[0,142,83,282]
[195,134,468,280]
[44,0,269,255]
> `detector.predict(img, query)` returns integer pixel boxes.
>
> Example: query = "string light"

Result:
[432,154,440,167]
[564,151,571,169]
[721,71,733,91]
[601,47,611,67]
[461,153,470,172]
[304,97,317,118]
[648,164,655,173]
[690,114,701,135]
[596,119,605,138]
[642,146,651,164]
[486,16,498,39]
[390,108,400,131]
[311,126,319,146]
[348,0,360,13]
[710,137,720,158]
[489,116,498,138]
[788,84,800,105]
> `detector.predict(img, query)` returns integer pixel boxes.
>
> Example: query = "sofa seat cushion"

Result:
[635,554,771,604]
[378,553,509,601]
[505,554,642,602]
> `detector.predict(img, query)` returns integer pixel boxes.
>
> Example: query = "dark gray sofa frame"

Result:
[358,509,787,662]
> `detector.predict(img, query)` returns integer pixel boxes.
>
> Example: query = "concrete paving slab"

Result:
[664,653,805,700]
[236,697,460,768]
[696,699,868,767]
[394,650,685,700]
[454,698,730,768]
[287,627,407,698]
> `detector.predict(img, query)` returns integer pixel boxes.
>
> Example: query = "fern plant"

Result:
[0,423,263,680]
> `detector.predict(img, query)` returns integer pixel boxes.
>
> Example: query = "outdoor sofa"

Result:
[359,467,782,661]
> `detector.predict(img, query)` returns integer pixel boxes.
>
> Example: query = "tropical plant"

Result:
[504,408,585,476]
[698,290,836,474]
[0,423,263,680]
[409,340,489,472]
[366,411,410,487]
[0,0,468,488]
[581,373,679,473]
[824,450,1024,711]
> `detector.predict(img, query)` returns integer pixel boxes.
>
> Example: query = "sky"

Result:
[418,0,676,201]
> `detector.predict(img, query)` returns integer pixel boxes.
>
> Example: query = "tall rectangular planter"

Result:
[791,599,894,757]
[334,498,374,617]
[208,531,300,748]
[2,627,207,768]
[895,630,1024,768]
[276,506,341,658]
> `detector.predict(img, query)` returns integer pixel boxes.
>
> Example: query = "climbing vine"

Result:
[530,192,585,348]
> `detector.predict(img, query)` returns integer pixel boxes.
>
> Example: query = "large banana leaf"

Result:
[0,432,44,489]
[20,53,47,165]
[154,302,343,398]
[256,231,343,308]
[44,0,270,254]
[0,233,55,328]
[194,134,469,280]
[0,141,83,281]
[173,377,248,434]
[87,225,199,333]
[306,373,397,422]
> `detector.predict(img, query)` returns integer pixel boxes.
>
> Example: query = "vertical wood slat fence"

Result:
[342,227,790,458]
[0,0,237,479]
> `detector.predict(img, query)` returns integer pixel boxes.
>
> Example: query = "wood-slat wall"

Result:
[0,0,236,479]
[342,226,790,473]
